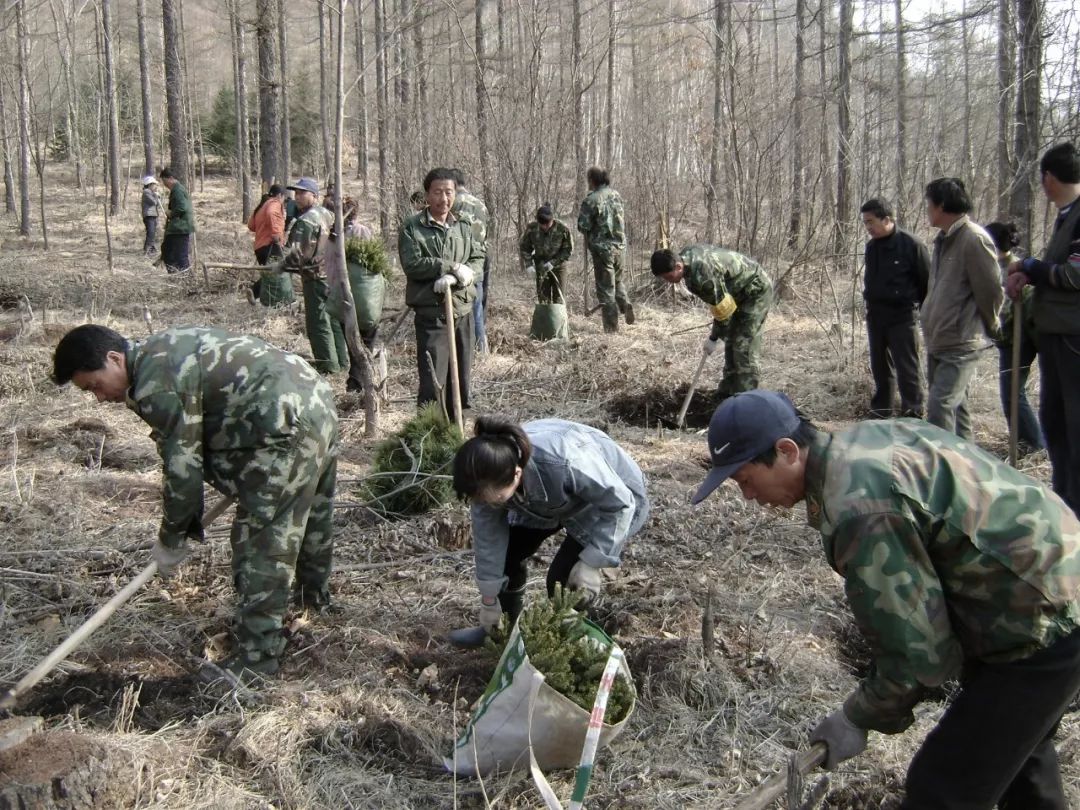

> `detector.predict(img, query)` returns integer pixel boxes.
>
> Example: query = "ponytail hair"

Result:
[453,416,532,498]
[984,221,1021,253]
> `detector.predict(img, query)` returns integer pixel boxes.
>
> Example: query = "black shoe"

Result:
[899,409,925,419]
[622,303,636,325]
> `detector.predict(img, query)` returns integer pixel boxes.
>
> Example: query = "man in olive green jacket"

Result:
[159,167,194,273]
[399,167,485,422]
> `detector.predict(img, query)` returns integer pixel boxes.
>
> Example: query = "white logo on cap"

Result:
[712,441,731,457]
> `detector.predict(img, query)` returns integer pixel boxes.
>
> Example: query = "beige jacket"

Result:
[921,216,1003,353]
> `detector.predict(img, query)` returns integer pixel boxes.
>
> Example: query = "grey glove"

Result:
[525,262,537,276]
[433,274,458,295]
[152,540,190,579]
[541,261,554,273]
[567,561,603,599]
[809,708,868,770]
[478,594,502,631]
[702,337,719,356]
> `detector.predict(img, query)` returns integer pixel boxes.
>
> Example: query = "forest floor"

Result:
[0,170,1074,809]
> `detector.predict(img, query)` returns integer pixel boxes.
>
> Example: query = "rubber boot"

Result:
[622,302,636,325]
[601,305,619,333]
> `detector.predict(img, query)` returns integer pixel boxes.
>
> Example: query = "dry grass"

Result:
[0,166,1074,809]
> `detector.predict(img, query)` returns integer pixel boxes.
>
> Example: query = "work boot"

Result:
[622,303,636,325]
[498,587,526,624]
[601,306,620,333]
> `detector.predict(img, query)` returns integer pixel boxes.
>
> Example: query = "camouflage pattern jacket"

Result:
[519,220,574,268]
[452,189,490,253]
[681,245,771,308]
[164,182,194,235]
[124,327,335,549]
[399,209,485,317]
[284,204,335,279]
[576,185,625,252]
[804,420,1080,734]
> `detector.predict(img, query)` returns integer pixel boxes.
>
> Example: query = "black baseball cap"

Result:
[692,390,801,504]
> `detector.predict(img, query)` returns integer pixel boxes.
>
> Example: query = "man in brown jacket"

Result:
[920,178,1003,439]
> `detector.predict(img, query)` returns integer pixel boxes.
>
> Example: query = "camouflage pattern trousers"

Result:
[302,276,349,374]
[590,246,631,327]
[713,286,773,397]
[208,410,339,667]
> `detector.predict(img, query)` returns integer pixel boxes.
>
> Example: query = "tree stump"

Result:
[0,729,136,810]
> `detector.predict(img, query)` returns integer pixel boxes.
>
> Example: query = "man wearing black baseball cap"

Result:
[695,390,1080,809]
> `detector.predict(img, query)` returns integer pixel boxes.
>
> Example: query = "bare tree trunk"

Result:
[102,0,122,214]
[278,0,290,181]
[15,0,32,236]
[255,0,280,187]
[572,0,585,199]
[137,0,156,177]
[331,0,378,436]
[1010,0,1042,237]
[960,1,973,181]
[230,2,252,220]
[161,0,189,183]
[355,0,369,186]
[834,0,853,260]
[412,0,427,169]
[374,0,390,236]
[787,0,806,249]
[604,0,617,168]
[997,0,1016,218]
[49,0,86,189]
[319,4,332,180]
[0,38,17,214]
[894,0,908,216]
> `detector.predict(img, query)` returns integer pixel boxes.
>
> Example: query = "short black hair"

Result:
[450,168,468,187]
[536,204,554,224]
[1040,143,1080,184]
[268,184,283,196]
[453,417,533,499]
[423,167,458,191]
[650,249,678,276]
[587,167,610,188]
[984,221,1021,253]
[53,324,127,385]
[859,198,893,220]
[749,416,819,467]
[159,166,174,180]
[925,177,971,214]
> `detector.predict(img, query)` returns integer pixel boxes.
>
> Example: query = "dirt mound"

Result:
[607,383,717,429]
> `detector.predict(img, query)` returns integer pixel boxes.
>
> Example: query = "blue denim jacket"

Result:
[470,419,649,597]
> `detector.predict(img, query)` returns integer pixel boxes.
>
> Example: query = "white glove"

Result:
[453,263,475,287]
[478,595,502,630]
[567,561,603,599]
[152,540,190,579]
[703,337,719,356]
[541,261,554,273]
[525,262,536,276]
[433,274,458,295]
[809,709,869,770]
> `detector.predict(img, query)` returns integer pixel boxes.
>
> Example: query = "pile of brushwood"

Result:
[363,404,463,517]
[488,586,635,724]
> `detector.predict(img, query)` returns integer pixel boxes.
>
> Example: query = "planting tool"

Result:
[443,290,465,434]
[1008,299,1022,468]
[734,742,828,810]
[0,496,235,711]
[676,351,711,429]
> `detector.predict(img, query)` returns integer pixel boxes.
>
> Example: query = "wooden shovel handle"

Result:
[734,742,828,810]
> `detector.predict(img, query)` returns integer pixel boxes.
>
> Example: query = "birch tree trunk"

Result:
[15,0,32,236]
[572,0,585,200]
[137,0,156,178]
[230,2,252,220]
[604,0,617,168]
[787,0,806,249]
[1009,0,1042,237]
[102,0,121,214]
[0,34,19,214]
[374,0,390,236]
[256,0,280,187]
[355,0,369,186]
[997,0,1016,218]
[319,4,332,180]
[834,0,853,260]
[278,0,291,181]
[894,0,908,215]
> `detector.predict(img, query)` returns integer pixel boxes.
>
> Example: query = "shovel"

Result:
[734,742,828,810]
[675,351,712,429]
[1008,299,1023,468]
[444,290,465,434]
[0,496,235,711]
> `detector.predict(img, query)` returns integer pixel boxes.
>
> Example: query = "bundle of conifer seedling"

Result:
[487,585,634,724]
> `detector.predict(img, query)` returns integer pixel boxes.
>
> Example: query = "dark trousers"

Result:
[900,629,1080,810]
[502,525,584,596]
[160,233,191,273]
[536,264,566,304]
[472,255,492,352]
[998,336,1044,452]
[415,309,473,423]
[1039,333,1080,517]
[142,216,158,255]
[866,307,924,417]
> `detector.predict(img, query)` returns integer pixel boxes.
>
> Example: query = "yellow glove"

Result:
[711,293,737,322]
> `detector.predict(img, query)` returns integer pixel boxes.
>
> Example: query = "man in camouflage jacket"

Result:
[577,166,633,332]
[451,170,491,352]
[651,245,773,398]
[693,390,1080,809]
[399,167,485,422]
[519,204,574,304]
[53,325,339,684]
[286,177,348,375]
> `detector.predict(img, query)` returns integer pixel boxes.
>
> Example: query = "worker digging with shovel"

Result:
[51,325,339,687]
[694,389,1080,810]
[651,245,773,405]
